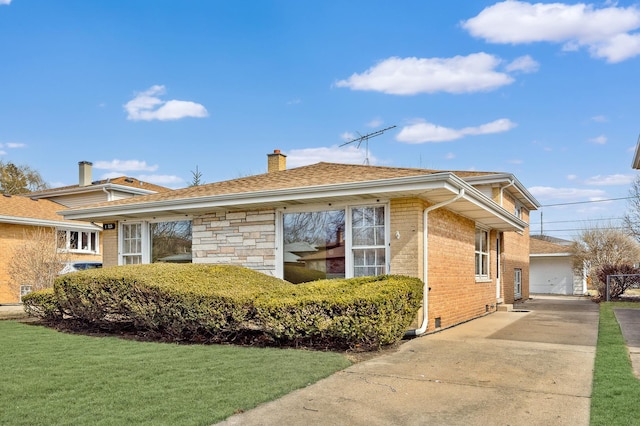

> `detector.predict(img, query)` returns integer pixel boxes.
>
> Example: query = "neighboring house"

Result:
[0,195,101,303]
[60,150,540,334]
[0,161,171,304]
[529,236,587,296]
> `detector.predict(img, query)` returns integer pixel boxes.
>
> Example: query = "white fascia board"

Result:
[0,215,101,230]
[30,183,158,199]
[457,184,528,230]
[60,173,462,220]
[463,173,541,209]
[530,253,572,258]
[60,172,525,232]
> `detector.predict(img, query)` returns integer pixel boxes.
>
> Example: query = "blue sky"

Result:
[1,0,639,240]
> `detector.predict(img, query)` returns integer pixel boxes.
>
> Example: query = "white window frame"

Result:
[57,228,100,254]
[119,217,193,265]
[20,285,33,301]
[276,201,390,280]
[475,227,491,281]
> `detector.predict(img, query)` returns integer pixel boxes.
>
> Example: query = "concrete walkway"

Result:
[218,296,599,426]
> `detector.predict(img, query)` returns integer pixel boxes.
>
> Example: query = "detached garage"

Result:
[530,237,586,296]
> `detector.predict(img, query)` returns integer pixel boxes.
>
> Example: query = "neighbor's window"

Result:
[475,228,490,279]
[20,285,32,301]
[57,229,99,253]
[121,223,142,264]
[352,206,386,277]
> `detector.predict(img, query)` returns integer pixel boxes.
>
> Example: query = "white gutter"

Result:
[499,179,515,206]
[406,188,465,337]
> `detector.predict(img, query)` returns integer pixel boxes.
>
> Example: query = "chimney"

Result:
[78,161,93,186]
[267,149,286,173]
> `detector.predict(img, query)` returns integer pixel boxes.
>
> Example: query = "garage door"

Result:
[530,256,574,295]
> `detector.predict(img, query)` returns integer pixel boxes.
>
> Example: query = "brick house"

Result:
[0,162,170,304]
[61,151,539,334]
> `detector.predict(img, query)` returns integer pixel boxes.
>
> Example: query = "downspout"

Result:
[102,186,113,201]
[406,188,465,337]
[499,179,515,206]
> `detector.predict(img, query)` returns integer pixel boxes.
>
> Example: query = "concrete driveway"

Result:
[218,296,599,426]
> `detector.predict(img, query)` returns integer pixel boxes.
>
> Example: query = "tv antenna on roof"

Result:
[340,125,397,165]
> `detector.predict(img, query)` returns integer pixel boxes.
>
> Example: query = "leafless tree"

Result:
[8,228,71,294]
[571,224,640,287]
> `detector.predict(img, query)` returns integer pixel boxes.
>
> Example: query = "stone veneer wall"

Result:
[192,209,277,275]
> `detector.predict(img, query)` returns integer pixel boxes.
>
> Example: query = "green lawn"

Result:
[590,302,640,426]
[0,321,351,426]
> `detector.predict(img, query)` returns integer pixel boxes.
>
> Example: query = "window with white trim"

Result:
[281,203,388,282]
[119,220,192,265]
[475,228,490,280]
[352,206,386,277]
[121,223,143,264]
[57,229,99,254]
[20,285,33,301]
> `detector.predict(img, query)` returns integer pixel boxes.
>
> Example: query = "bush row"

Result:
[23,264,423,349]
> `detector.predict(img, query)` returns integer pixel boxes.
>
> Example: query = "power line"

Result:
[530,217,625,226]
[541,196,631,207]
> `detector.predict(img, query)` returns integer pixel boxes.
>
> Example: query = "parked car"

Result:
[59,261,102,275]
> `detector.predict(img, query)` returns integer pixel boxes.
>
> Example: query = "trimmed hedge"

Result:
[254,275,423,347]
[27,264,423,349]
[22,288,62,321]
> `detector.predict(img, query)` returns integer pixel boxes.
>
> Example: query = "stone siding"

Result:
[192,209,276,275]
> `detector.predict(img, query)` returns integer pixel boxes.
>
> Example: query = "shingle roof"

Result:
[29,176,172,196]
[65,162,500,210]
[0,194,76,223]
[530,237,573,255]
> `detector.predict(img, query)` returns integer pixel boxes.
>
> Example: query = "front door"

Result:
[514,268,522,300]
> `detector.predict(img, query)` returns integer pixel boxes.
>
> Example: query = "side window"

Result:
[475,228,490,280]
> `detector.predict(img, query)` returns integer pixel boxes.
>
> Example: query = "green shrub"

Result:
[255,275,423,349]
[28,264,423,349]
[54,264,289,339]
[22,288,62,321]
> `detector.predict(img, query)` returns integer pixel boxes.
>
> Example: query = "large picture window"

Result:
[281,204,387,283]
[120,220,192,265]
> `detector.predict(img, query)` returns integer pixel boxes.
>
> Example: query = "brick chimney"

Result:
[78,161,93,186]
[267,149,286,173]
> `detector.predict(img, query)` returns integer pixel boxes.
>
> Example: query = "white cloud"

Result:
[0,150,6,156]
[445,152,456,160]
[584,174,636,186]
[396,118,516,143]
[567,174,578,180]
[505,55,540,73]
[340,132,357,142]
[286,98,301,105]
[124,85,208,121]
[94,159,159,172]
[0,0,11,5]
[367,118,384,128]
[462,1,640,63]
[591,115,608,123]
[0,142,26,149]
[528,186,607,200]
[335,53,515,95]
[286,145,378,168]
[589,134,607,144]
